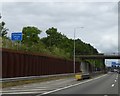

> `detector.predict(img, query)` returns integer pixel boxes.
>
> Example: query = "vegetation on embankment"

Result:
[0,20,103,67]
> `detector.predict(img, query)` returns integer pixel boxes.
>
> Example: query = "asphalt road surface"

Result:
[40,72,119,96]
[2,72,119,96]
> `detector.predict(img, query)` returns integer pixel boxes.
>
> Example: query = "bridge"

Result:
[76,54,120,59]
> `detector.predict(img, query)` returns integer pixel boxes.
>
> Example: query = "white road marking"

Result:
[3,79,74,94]
[115,80,117,82]
[46,79,66,83]
[116,74,118,79]
[23,86,47,89]
[37,74,107,96]
[104,95,108,96]
[55,79,65,81]
[116,74,118,78]
[11,88,17,89]
[45,81,53,84]
[2,91,42,94]
[3,74,108,95]
[3,88,48,93]
[11,86,47,89]
[111,84,115,87]
[34,87,48,89]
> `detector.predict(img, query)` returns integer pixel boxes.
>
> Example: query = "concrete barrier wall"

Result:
[1,48,80,78]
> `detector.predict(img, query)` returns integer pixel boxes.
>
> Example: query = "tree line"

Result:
[0,19,103,68]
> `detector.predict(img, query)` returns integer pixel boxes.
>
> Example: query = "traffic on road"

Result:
[2,72,119,96]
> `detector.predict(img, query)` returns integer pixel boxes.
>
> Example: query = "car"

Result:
[117,70,120,74]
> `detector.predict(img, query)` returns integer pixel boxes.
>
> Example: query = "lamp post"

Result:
[74,27,84,74]
[0,13,2,19]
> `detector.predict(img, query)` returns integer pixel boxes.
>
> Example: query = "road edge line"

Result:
[38,74,107,96]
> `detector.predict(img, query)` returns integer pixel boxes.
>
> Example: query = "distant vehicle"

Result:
[111,70,114,72]
[114,69,118,72]
[117,70,120,74]
[82,73,90,79]
[111,69,114,72]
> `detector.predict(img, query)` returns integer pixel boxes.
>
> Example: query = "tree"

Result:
[22,26,41,45]
[0,21,8,37]
[41,27,99,59]
[45,27,64,47]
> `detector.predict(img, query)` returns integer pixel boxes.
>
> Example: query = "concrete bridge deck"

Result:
[76,55,120,59]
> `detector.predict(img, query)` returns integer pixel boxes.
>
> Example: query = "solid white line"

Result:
[11,88,17,89]
[116,74,118,78]
[104,95,108,96]
[2,91,42,94]
[45,79,66,84]
[11,86,47,89]
[37,74,107,96]
[55,79,65,81]
[2,88,47,93]
[23,86,47,89]
[116,74,118,79]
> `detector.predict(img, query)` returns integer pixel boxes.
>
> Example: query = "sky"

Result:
[0,0,119,66]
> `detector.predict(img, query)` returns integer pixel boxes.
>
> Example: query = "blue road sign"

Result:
[11,33,22,41]
[112,62,116,65]
[116,63,120,65]
[111,62,116,67]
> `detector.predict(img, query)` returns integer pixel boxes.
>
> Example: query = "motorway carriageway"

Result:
[2,72,120,96]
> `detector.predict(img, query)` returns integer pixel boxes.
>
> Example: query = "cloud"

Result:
[1,0,120,2]
[1,2,118,54]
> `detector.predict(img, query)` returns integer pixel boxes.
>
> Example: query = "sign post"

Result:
[11,33,22,41]
[11,32,22,50]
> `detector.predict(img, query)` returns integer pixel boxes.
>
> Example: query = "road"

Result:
[2,72,119,96]
[40,72,119,96]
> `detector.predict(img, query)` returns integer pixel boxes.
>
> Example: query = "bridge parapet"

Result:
[76,54,120,59]
[104,52,120,56]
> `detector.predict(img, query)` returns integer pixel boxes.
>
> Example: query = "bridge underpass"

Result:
[76,54,120,59]
[76,54,120,74]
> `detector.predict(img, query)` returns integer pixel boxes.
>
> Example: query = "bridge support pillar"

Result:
[102,59,106,73]
[81,60,89,74]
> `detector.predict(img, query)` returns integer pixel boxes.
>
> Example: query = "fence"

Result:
[1,48,80,78]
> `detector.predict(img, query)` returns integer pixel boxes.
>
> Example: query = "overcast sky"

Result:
[0,0,120,65]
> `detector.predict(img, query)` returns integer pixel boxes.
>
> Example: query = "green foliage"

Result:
[49,45,70,59]
[22,26,41,45]
[41,27,74,59]
[75,39,98,55]
[2,25,103,67]
[0,22,8,37]
[44,27,64,47]
[0,37,2,48]
[41,27,99,60]
[86,59,104,68]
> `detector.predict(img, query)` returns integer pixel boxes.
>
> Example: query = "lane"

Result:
[2,73,119,96]
[2,74,107,95]
[41,72,118,95]
[2,77,77,95]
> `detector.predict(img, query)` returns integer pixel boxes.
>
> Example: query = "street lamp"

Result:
[0,13,1,19]
[74,27,84,74]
